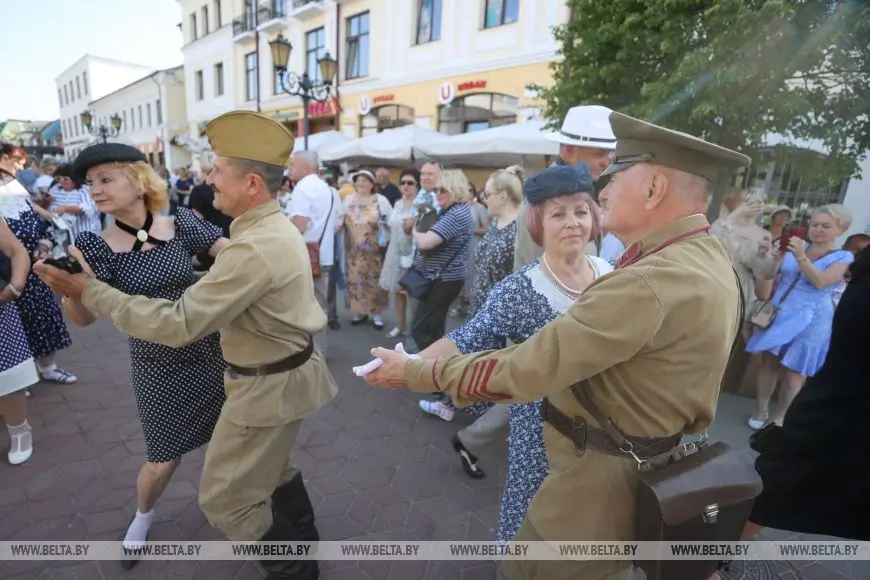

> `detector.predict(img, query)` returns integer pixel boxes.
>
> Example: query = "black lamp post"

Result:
[269,33,337,151]
[81,111,123,143]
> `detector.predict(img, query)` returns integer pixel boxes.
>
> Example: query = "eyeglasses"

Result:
[400,180,417,186]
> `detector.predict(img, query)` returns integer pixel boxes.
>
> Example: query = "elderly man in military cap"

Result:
[362,111,747,580]
[513,105,617,271]
[35,111,337,580]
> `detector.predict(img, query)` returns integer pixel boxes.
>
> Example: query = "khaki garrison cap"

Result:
[600,112,751,181]
[205,111,295,167]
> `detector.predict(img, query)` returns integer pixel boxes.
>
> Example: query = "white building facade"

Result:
[177,0,236,169]
[89,66,191,172]
[55,56,154,158]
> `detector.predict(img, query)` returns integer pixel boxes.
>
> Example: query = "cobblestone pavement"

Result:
[0,315,864,580]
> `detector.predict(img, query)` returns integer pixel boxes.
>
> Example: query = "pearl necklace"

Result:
[541,254,592,296]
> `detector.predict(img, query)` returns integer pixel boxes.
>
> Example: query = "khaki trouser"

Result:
[499,522,635,580]
[456,404,509,453]
[198,416,303,540]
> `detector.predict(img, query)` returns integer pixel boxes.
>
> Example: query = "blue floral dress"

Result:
[0,175,72,359]
[447,256,613,542]
[746,249,853,376]
[76,208,227,463]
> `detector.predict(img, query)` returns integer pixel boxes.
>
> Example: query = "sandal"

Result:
[40,368,77,384]
[8,424,33,465]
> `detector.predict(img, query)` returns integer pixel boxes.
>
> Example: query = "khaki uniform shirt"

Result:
[406,214,741,544]
[82,201,338,427]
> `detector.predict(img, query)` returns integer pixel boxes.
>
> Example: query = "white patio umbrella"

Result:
[416,120,560,168]
[318,124,449,166]
[292,130,351,154]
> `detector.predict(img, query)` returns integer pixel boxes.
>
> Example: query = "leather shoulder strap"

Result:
[569,268,745,447]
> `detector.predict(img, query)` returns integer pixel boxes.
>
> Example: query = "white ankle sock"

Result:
[123,510,154,548]
[39,364,57,374]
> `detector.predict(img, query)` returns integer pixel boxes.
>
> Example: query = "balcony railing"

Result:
[259,0,288,23]
[292,0,322,8]
[232,13,256,37]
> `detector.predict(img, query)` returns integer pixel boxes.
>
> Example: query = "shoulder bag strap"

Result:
[776,249,838,304]
[569,269,746,448]
[318,192,335,246]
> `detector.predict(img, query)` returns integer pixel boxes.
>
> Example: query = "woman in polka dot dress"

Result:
[0,216,39,465]
[61,144,228,565]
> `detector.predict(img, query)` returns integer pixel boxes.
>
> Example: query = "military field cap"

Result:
[205,111,295,167]
[601,112,751,181]
[524,162,595,205]
[72,143,147,181]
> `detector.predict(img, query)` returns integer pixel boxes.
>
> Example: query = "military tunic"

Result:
[405,215,741,580]
[81,201,338,540]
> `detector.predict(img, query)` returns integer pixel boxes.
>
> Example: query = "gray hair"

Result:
[294,151,319,172]
[230,159,286,197]
[375,167,389,177]
[813,203,853,231]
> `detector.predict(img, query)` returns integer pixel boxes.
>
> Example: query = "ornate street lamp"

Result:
[81,110,122,143]
[269,33,337,151]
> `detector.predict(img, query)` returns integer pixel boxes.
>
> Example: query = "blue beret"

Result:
[524,162,595,205]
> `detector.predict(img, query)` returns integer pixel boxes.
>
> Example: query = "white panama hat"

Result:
[545,105,617,150]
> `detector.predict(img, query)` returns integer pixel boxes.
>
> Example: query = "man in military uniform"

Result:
[363,111,746,580]
[35,111,337,580]
[514,105,617,271]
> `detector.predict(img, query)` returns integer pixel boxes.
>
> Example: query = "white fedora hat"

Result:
[545,105,616,150]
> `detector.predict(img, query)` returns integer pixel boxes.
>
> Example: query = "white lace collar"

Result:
[0,177,33,220]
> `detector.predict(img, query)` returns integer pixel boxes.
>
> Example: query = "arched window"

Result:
[360,105,416,137]
[437,92,519,135]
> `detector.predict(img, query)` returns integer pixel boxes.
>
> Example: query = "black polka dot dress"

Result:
[76,208,227,464]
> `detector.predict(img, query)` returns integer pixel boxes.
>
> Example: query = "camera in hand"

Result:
[44,255,84,275]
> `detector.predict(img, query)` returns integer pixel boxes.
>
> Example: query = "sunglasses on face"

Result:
[400,180,417,186]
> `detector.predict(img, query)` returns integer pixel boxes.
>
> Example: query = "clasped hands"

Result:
[354,343,417,390]
[32,246,95,300]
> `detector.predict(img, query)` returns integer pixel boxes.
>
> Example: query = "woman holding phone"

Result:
[745,204,854,429]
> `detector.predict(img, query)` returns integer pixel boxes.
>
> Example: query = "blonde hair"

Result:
[118,162,169,213]
[487,165,524,206]
[813,203,852,231]
[438,169,472,204]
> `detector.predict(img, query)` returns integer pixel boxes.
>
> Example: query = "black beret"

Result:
[72,143,147,182]
[524,162,595,205]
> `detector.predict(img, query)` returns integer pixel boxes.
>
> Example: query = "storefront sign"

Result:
[458,80,487,92]
[308,99,335,118]
[373,94,394,104]
[438,82,456,105]
[358,95,372,116]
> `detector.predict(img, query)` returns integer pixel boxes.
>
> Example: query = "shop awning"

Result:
[415,120,559,168]
[318,124,450,166]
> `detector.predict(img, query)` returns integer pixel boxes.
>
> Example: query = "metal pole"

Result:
[302,94,310,151]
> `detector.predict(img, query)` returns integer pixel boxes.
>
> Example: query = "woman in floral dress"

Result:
[342,169,392,330]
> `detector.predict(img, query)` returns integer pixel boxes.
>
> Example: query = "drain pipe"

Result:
[333,0,341,131]
[254,9,262,113]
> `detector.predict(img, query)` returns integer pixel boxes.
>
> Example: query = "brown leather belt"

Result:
[541,399,680,459]
[228,336,315,377]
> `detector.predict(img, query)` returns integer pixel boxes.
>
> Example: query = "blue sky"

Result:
[3,0,183,121]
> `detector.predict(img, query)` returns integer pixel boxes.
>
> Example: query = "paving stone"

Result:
[0,317,862,579]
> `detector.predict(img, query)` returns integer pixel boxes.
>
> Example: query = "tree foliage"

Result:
[533,0,870,189]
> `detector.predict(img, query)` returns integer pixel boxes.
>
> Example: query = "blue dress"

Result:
[76,208,227,463]
[447,257,613,542]
[746,249,853,376]
[0,175,72,359]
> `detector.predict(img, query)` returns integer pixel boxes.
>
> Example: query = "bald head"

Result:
[290,151,318,182]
